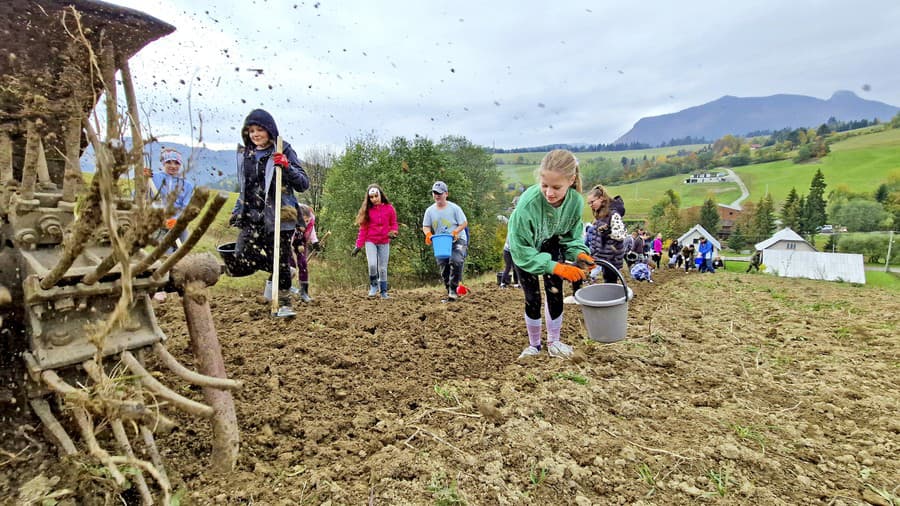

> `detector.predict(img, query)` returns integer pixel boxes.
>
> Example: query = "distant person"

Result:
[228,109,309,317]
[422,181,468,301]
[698,237,714,273]
[289,204,318,303]
[747,250,762,272]
[147,147,194,248]
[682,244,696,272]
[585,184,626,283]
[353,184,398,299]
[651,232,663,269]
[712,255,725,270]
[507,149,594,360]
[630,258,653,283]
[667,238,680,265]
[500,235,520,288]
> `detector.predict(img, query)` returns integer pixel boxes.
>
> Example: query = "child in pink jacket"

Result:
[352,184,398,298]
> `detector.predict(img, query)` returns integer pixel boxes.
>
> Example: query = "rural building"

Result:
[716,204,742,239]
[754,228,864,284]
[754,227,816,253]
[684,172,727,184]
[677,224,721,255]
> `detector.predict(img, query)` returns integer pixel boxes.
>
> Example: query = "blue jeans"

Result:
[365,242,390,283]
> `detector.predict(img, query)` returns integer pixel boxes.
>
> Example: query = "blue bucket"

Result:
[431,233,453,259]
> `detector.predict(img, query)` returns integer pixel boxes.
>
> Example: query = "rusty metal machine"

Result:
[1,1,239,502]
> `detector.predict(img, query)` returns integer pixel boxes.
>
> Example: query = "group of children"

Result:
[154,109,716,360]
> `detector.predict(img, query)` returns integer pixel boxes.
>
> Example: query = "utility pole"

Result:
[886,230,894,273]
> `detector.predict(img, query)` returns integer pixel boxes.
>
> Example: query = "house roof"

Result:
[677,224,722,250]
[754,227,813,251]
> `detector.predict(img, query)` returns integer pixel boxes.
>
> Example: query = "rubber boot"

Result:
[367,275,378,297]
[275,290,296,318]
[299,282,313,303]
[379,281,389,299]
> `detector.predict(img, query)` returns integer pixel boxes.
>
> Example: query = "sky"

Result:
[106,0,900,154]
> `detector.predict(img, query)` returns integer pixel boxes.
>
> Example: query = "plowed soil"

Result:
[2,267,899,505]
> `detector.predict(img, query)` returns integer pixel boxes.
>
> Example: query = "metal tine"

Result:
[29,398,78,456]
[152,342,242,390]
[135,187,210,274]
[150,191,228,283]
[120,351,214,418]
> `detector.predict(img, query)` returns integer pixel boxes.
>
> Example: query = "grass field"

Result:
[496,127,899,220]
[733,127,900,207]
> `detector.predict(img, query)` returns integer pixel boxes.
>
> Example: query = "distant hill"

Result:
[81,141,240,191]
[615,91,900,146]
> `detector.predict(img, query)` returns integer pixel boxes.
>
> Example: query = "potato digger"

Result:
[1,1,240,503]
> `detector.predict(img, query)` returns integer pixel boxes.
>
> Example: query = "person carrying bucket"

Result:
[507,149,595,359]
[585,184,627,284]
[422,181,468,302]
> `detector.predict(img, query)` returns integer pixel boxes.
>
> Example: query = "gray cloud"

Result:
[112,0,900,151]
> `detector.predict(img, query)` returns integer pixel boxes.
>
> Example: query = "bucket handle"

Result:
[593,258,629,300]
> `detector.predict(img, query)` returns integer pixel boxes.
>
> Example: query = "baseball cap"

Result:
[431,181,448,194]
[160,149,183,165]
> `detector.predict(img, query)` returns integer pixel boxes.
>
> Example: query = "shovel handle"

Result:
[271,136,283,316]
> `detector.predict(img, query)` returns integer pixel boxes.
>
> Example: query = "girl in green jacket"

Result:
[508,150,595,359]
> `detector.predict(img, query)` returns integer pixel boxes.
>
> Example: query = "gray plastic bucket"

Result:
[573,260,633,343]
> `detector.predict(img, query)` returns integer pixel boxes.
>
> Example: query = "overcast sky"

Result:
[108,0,900,153]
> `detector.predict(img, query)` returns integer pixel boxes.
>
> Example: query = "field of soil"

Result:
[2,267,898,505]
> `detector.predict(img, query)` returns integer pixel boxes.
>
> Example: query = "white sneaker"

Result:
[518,345,541,359]
[548,341,573,358]
[563,295,579,305]
[275,306,296,318]
[447,290,458,301]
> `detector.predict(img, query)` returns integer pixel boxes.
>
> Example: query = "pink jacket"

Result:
[652,237,663,254]
[356,203,398,247]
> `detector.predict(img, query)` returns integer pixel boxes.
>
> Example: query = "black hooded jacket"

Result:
[232,109,309,232]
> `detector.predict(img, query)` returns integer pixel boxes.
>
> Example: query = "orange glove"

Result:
[451,229,459,239]
[424,231,433,245]
[143,167,152,177]
[553,262,586,282]
[165,218,177,229]
[576,252,596,268]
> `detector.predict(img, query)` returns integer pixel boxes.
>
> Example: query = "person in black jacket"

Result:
[229,109,309,317]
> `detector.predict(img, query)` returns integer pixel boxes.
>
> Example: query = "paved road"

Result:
[723,168,750,209]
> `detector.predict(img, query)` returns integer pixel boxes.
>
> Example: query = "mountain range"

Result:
[614,90,899,146]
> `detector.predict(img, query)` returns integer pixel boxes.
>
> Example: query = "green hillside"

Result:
[495,144,707,185]
[496,128,899,220]
[733,127,900,206]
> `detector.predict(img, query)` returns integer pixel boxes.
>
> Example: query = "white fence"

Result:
[762,250,866,284]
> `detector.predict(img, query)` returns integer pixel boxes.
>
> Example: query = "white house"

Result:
[754,227,816,252]
[755,228,865,283]
[677,224,721,254]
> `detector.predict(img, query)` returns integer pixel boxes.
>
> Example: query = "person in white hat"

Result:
[148,147,194,246]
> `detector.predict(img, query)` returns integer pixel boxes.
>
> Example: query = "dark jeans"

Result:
[437,240,467,292]
[235,226,295,290]
[501,248,518,285]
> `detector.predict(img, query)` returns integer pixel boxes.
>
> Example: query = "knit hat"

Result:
[160,148,182,165]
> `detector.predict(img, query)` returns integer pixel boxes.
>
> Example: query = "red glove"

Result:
[576,252,596,268]
[272,153,290,168]
[424,231,433,245]
[553,263,586,282]
[165,218,177,229]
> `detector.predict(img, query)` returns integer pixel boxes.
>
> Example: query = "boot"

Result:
[299,282,313,303]
[379,280,389,299]
[367,275,378,297]
[275,290,296,318]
